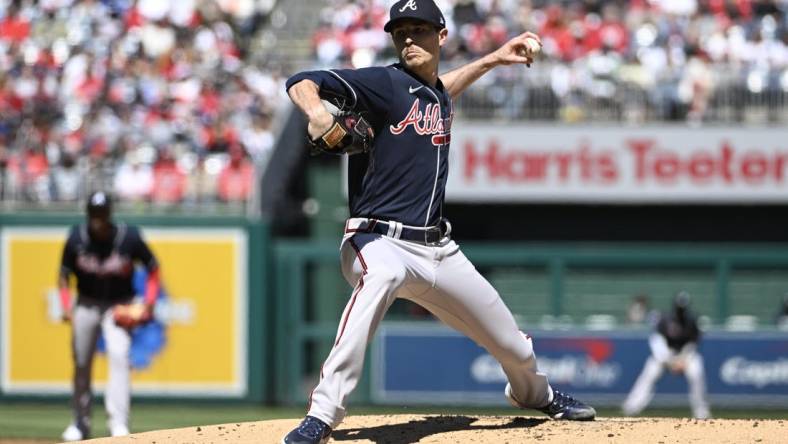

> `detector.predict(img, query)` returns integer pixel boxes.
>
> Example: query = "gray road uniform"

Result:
[281,2,596,442]
[287,63,552,429]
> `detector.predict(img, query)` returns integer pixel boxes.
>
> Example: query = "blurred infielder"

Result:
[282,1,595,443]
[59,191,160,441]
[622,291,711,419]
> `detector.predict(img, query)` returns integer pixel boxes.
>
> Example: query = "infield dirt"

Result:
[77,414,785,443]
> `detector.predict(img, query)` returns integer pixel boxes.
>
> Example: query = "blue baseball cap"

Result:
[384,0,446,33]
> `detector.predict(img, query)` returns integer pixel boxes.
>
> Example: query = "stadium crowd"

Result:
[312,0,788,122]
[0,0,284,206]
[2,0,787,205]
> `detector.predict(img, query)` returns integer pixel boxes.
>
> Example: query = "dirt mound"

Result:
[86,415,786,443]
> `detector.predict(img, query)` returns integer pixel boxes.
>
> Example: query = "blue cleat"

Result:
[281,415,332,444]
[506,383,596,421]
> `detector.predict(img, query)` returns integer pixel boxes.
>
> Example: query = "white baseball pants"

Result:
[70,298,131,433]
[307,232,551,428]
[622,351,711,419]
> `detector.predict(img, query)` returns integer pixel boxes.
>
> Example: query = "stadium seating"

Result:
[0,0,282,207]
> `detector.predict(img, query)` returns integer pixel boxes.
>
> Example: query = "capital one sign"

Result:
[446,125,788,203]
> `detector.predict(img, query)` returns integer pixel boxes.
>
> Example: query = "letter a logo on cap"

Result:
[399,0,418,12]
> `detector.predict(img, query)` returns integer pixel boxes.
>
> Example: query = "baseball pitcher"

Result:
[59,191,160,441]
[282,1,595,443]
[622,291,712,419]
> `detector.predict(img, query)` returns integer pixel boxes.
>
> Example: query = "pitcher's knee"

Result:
[493,331,535,364]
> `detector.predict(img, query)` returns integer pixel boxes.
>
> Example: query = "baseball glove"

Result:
[113,303,151,329]
[309,111,374,156]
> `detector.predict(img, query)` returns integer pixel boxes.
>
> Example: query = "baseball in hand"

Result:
[523,37,541,57]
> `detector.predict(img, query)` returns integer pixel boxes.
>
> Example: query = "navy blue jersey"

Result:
[60,223,158,302]
[656,311,700,351]
[286,63,453,227]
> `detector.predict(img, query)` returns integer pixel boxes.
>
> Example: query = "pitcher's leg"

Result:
[101,311,132,433]
[70,303,102,435]
[408,287,548,399]
[622,356,664,415]
[685,352,711,419]
[424,246,551,408]
[307,236,407,428]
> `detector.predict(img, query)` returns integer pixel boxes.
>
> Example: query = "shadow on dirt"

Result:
[331,415,548,443]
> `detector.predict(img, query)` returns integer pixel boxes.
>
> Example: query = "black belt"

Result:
[345,218,451,245]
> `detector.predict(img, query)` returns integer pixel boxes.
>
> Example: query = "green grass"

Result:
[0,402,302,440]
[0,402,785,441]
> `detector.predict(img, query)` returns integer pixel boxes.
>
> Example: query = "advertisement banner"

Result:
[372,324,788,406]
[446,125,788,203]
[1,227,247,397]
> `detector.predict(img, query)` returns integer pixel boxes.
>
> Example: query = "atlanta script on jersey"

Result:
[286,63,454,228]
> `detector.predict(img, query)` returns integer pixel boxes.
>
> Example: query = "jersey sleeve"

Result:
[59,226,78,277]
[130,227,158,271]
[286,67,393,119]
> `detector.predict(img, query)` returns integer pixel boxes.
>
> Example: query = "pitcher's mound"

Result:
[86,414,786,443]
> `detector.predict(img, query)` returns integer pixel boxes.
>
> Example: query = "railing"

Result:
[449,62,788,124]
[0,165,265,218]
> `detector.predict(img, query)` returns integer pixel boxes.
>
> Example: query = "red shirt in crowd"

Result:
[0,14,30,43]
[151,156,186,203]
[217,149,253,202]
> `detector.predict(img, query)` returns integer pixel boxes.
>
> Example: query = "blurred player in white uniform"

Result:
[622,291,711,419]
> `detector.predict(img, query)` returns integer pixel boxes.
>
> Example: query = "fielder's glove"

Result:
[309,111,374,156]
[113,303,152,329]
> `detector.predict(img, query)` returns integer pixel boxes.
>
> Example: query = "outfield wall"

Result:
[372,324,788,408]
[1,213,787,409]
[273,240,788,408]
[0,214,269,403]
